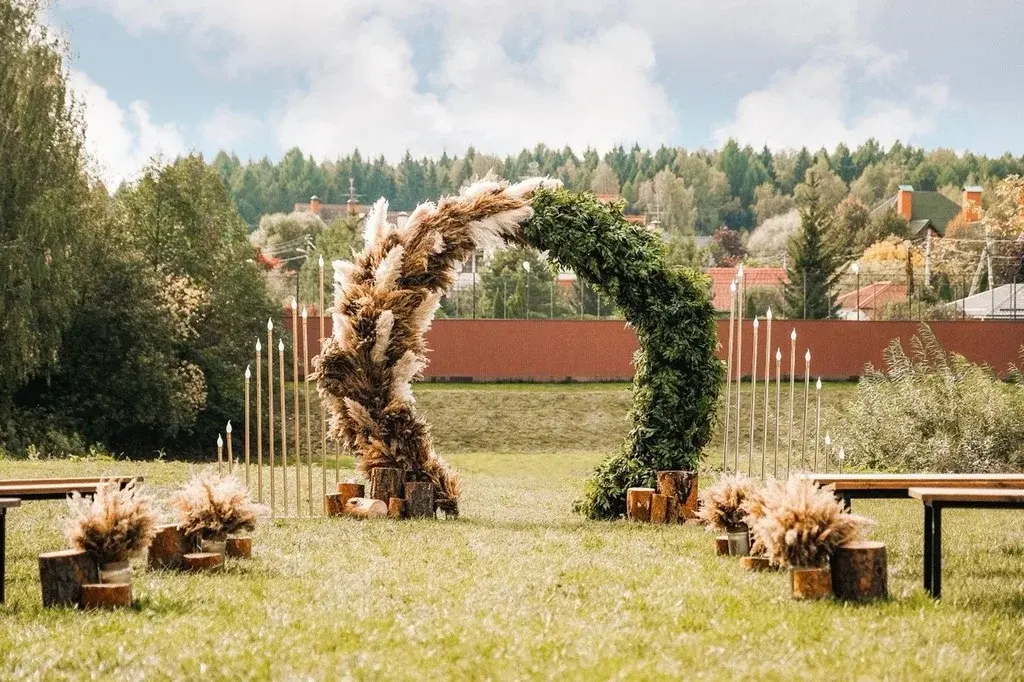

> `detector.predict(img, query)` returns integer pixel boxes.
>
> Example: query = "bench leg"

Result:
[923,503,933,593]
[1,509,6,604]
[930,505,943,599]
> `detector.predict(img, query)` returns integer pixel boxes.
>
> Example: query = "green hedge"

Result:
[520,189,723,518]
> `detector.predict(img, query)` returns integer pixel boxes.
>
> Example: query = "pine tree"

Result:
[783,175,845,319]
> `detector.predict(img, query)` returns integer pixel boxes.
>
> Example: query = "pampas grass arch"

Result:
[313,178,722,519]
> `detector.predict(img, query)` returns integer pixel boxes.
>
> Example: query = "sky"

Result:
[49,0,1024,188]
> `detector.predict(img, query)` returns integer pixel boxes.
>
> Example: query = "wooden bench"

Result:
[798,473,1024,509]
[1,498,20,603]
[909,487,1024,599]
[0,477,143,603]
[0,476,144,502]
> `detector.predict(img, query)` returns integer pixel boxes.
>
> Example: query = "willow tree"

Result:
[0,0,92,411]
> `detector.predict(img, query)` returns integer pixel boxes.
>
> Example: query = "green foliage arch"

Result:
[521,189,723,518]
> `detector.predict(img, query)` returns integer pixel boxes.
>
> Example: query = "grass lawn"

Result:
[2,383,1023,679]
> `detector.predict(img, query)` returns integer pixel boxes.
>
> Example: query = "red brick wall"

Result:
[288,318,1024,382]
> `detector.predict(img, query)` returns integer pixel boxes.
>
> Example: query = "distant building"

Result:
[706,267,788,312]
[836,282,908,320]
[871,185,982,239]
[947,284,1024,320]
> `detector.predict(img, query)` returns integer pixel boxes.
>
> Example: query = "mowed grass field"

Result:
[2,382,1024,680]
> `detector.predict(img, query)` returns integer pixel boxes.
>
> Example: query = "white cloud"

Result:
[275,21,674,159]
[200,106,264,154]
[69,70,187,187]
[712,44,949,150]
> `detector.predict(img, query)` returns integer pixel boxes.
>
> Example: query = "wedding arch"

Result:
[312,178,721,519]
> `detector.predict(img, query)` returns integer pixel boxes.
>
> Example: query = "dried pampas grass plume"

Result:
[750,477,874,568]
[65,480,158,565]
[696,476,762,531]
[312,176,561,507]
[170,470,264,540]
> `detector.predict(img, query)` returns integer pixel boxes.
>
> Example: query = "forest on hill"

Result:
[211,141,1024,234]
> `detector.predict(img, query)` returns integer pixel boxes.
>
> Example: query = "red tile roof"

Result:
[836,282,907,312]
[707,267,788,311]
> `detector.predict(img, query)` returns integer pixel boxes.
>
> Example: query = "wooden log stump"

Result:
[831,541,888,601]
[81,583,132,610]
[666,497,679,524]
[435,498,459,518]
[650,494,670,524]
[626,487,655,522]
[715,536,729,555]
[405,482,435,519]
[740,556,773,572]
[325,493,345,517]
[337,482,364,506]
[369,468,404,502]
[184,552,224,572]
[791,566,832,600]
[344,497,388,519]
[656,471,696,504]
[226,536,253,559]
[148,524,188,570]
[388,497,405,519]
[39,549,98,608]
[680,474,699,521]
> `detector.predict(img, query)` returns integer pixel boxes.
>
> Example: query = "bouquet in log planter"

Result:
[696,476,762,556]
[64,480,158,585]
[749,478,874,599]
[170,472,262,555]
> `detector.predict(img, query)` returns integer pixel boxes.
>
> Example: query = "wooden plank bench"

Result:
[909,487,1024,599]
[1,498,20,603]
[0,478,142,604]
[0,476,144,502]
[798,473,1024,509]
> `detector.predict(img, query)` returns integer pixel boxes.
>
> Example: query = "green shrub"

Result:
[837,326,1024,472]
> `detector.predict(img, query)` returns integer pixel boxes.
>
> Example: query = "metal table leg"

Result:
[923,503,933,593]
[1,508,6,604]
[930,504,943,599]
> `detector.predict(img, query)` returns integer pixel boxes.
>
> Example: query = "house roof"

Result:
[947,284,1024,319]
[836,282,908,312]
[871,191,962,237]
[706,267,788,311]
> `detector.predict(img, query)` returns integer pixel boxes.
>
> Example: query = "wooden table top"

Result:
[908,487,1024,503]
[0,476,143,486]
[0,479,142,498]
[0,498,21,509]
[799,473,1024,490]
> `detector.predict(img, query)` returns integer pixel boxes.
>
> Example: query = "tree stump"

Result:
[715,536,729,555]
[148,524,188,570]
[680,474,699,521]
[39,549,98,608]
[388,497,405,519]
[184,552,223,572]
[369,468,404,502]
[656,471,696,504]
[81,583,132,609]
[325,493,345,516]
[405,482,435,519]
[226,536,253,559]
[650,494,670,524]
[344,497,388,519]
[626,487,655,522]
[831,541,888,601]
[741,556,773,572]
[435,498,459,518]
[337,482,364,506]
[666,497,679,524]
[791,566,832,600]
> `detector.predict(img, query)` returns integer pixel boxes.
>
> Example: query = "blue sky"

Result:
[50,0,1024,187]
